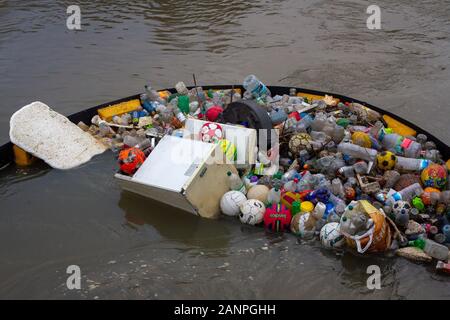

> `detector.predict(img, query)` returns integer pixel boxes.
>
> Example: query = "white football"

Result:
[239,199,265,225]
[320,222,345,249]
[220,191,247,216]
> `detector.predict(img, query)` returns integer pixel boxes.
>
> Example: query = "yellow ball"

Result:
[352,132,372,148]
[376,151,397,171]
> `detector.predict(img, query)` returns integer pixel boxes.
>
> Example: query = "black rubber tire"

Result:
[219,99,274,149]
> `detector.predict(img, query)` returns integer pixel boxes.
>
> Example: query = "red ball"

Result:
[205,106,223,122]
[264,203,292,232]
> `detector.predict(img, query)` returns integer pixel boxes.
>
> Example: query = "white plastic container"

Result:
[115,135,237,219]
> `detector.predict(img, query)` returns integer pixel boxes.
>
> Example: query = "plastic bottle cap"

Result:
[301,201,314,213]
[227,171,232,176]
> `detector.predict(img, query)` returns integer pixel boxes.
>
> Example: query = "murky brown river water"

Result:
[0,0,449,299]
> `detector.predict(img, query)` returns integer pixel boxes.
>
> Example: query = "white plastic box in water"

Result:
[114,135,238,219]
[184,118,257,167]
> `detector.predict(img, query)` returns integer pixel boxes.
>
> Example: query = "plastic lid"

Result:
[301,201,314,213]
[227,171,232,176]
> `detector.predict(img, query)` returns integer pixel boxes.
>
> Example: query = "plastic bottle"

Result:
[337,143,378,162]
[243,175,258,189]
[291,201,301,216]
[98,120,113,137]
[112,114,129,126]
[281,169,299,183]
[123,135,142,148]
[267,187,281,205]
[395,156,431,171]
[284,178,298,193]
[279,157,293,167]
[388,183,423,203]
[331,178,345,198]
[227,171,246,194]
[395,210,409,228]
[175,82,189,95]
[408,238,449,261]
[328,193,346,214]
[377,131,422,158]
[243,75,270,98]
[140,93,156,113]
[353,161,368,174]
[347,102,381,122]
[295,114,313,132]
[297,172,314,192]
[177,95,190,114]
[338,166,355,178]
[144,85,164,104]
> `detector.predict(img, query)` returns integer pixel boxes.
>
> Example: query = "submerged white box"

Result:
[115,135,238,219]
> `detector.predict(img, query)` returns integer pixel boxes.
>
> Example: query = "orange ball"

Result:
[118,147,146,175]
[424,187,441,194]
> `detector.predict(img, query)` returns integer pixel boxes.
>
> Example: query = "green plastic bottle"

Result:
[177,95,190,114]
[291,201,301,216]
[408,238,449,260]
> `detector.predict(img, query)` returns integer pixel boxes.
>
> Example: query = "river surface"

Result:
[0,0,449,299]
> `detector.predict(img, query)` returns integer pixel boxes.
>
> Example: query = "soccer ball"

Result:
[220,191,247,216]
[247,185,270,203]
[290,213,315,238]
[263,203,292,232]
[289,133,312,156]
[376,151,397,171]
[118,147,146,176]
[239,199,265,225]
[320,222,345,249]
[421,164,448,189]
[200,122,223,143]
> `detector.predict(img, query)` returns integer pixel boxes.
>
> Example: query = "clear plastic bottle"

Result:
[284,178,298,193]
[331,178,345,198]
[338,166,355,178]
[408,238,449,261]
[227,171,246,194]
[295,114,314,132]
[175,82,189,95]
[267,187,281,205]
[144,85,164,103]
[378,132,422,158]
[388,183,423,204]
[328,193,346,214]
[243,75,270,98]
[311,202,327,220]
[353,161,369,174]
[98,120,112,137]
[395,156,431,171]
[337,142,378,162]
[297,172,314,191]
[281,169,299,183]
